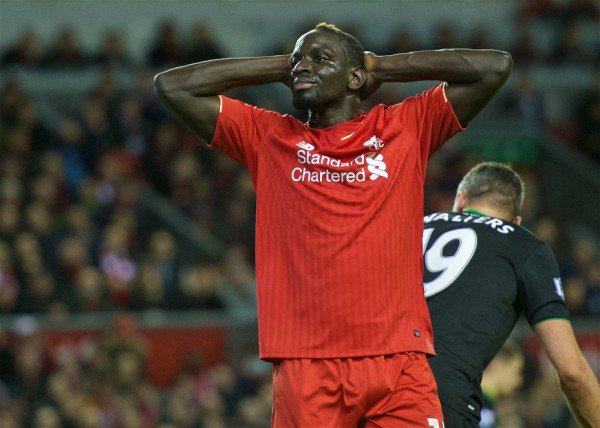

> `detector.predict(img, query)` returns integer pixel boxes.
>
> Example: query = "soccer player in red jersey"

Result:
[155,23,512,427]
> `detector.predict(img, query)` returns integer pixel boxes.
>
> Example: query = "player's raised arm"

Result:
[534,319,600,427]
[154,55,290,141]
[362,49,512,127]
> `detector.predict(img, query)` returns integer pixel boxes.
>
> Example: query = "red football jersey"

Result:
[211,83,464,359]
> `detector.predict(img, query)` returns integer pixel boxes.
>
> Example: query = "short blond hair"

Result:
[458,162,525,218]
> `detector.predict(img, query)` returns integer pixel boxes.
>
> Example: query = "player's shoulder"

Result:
[388,84,445,108]
[220,96,299,125]
[377,84,443,114]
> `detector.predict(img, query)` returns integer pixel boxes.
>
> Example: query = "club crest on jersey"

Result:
[553,277,565,300]
[296,141,315,151]
[362,135,384,151]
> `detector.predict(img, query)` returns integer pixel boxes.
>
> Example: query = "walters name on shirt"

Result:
[291,137,389,183]
[424,212,516,234]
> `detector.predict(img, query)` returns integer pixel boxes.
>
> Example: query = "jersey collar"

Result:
[462,209,487,217]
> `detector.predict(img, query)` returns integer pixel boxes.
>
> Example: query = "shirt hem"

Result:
[260,346,434,361]
[440,400,481,423]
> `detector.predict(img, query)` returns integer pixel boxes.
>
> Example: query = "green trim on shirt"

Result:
[531,317,570,328]
[462,209,487,217]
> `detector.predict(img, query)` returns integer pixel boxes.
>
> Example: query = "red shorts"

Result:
[271,352,443,428]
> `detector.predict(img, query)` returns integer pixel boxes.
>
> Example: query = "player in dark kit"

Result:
[423,162,600,428]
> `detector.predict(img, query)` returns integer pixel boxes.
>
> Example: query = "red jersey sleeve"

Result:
[210,96,276,172]
[388,83,465,175]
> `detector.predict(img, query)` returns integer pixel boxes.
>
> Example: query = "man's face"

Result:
[290,30,353,110]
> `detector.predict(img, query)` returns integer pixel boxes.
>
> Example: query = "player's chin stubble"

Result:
[292,91,321,110]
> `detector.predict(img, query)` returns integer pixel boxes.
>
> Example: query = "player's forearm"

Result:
[369,49,512,85]
[559,368,600,427]
[154,55,290,97]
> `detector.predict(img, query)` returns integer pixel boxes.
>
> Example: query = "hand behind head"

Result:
[360,52,380,100]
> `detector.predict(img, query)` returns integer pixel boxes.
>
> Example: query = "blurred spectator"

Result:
[575,74,600,162]
[32,404,63,428]
[224,244,256,299]
[55,118,88,192]
[586,263,600,315]
[231,354,272,427]
[0,242,19,313]
[13,100,53,153]
[81,99,118,172]
[130,262,167,310]
[62,204,96,250]
[43,26,88,68]
[144,121,181,194]
[185,24,224,63]
[524,372,573,427]
[148,20,182,67]
[169,153,215,229]
[17,271,60,314]
[430,21,462,49]
[0,202,21,241]
[563,276,589,315]
[30,172,67,209]
[561,0,600,22]
[509,28,546,66]
[88,69,121,107]
[24,201,58,262]
[480,341,525,428]
[504,73,546,131]
[165,376,202,426]
[70,266,110,312]
[1,29,44,68]
[55,236,88,284]
[114,95,152,160]
[466,25,494,50]
[532,216,562,255]
[145,230,179,292]
[176,263,225,310]
[95,29,131,68]
[99,223,138,307]
[518,0,560,21]
[0,80,27,124]
[382,27,421,55]
[4,126,33,159]
[12,330,46,401]
[550,20,593,65]
[569,237,597,279]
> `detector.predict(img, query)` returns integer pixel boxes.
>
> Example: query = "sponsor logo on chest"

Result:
[291,135,388,183]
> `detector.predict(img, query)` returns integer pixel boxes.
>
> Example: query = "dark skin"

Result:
[154,28,512,140]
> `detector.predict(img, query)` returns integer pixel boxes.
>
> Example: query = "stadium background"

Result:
[0,0,598,426]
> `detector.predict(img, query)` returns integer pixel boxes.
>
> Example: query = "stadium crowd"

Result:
[1,1,599,426]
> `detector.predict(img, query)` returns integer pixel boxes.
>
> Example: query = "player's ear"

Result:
[348,66,366,91]
[514,215,522,225]
[453,191,468,211]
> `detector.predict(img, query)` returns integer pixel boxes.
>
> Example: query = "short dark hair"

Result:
[314,22,364,68]
[458,162,525,218]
